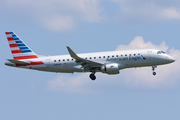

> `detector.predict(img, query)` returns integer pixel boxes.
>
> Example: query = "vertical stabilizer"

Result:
[5,32,38,60]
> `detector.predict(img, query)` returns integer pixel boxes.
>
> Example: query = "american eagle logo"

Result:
[141,55,146,60]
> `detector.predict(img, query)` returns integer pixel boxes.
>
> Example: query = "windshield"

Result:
[157,51,161,54]
[161,51,166,54]
[157,51,166,54]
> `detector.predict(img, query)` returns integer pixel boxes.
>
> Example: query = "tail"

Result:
[5,32,38,60]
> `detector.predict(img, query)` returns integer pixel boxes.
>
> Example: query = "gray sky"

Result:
[1,0,180,120]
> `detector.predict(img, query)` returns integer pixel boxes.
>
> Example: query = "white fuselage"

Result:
[5,31,175,80]
[7,49,175,74]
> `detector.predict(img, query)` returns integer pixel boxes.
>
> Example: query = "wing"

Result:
[7,59,30,65]
[66,46,102,71]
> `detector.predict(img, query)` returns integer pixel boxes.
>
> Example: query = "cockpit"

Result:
[157,51,166,54]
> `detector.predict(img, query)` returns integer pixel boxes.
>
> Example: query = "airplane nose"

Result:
[168,56,175,63]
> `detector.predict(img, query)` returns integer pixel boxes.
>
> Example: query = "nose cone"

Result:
[168,56,175,63]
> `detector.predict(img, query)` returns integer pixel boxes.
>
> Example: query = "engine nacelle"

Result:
[101,63,120,75]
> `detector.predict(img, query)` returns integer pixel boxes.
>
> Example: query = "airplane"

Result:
[5,32,175,80]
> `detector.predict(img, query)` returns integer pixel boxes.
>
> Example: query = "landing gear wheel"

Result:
[89,74,96,80]
[152,65,157,76]
[153,72,156,76]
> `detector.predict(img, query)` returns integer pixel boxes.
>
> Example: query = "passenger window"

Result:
[94,57,96,59]
[138,53,140,55]
[129,54,131,56]
[85,57,87,59]
[108,56,110,58]
[103,56,105,58]
[121,55,123,57]
[99,56,101,59]
[72,59,73,61]
[59,60,61,62]
[134,54,136,56]
[90,57,91,59]
[63,59,65,61]
[54,60,56,62]
[116,55,118,57]
[67,59,69,61]
[125,54,127,56]
[112,55,114,57]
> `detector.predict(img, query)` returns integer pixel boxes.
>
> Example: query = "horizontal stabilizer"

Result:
[7,59,30,65]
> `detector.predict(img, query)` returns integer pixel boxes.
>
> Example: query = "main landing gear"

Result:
[89,71,96,80]
[152,65,157,76]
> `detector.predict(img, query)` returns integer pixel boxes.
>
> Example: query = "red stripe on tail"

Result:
[16,61,44,67]
[13,55,38,60]
[9,44,18,47]
[11,50,22,54]
[31,61,44,65]
[7,37,14,41]
[5,32,11,34]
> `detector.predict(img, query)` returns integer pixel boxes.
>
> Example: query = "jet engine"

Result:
[101,63,120,75]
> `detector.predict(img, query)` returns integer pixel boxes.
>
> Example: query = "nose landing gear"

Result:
[152,65,157,76]
[89,71,96,80]
[153,72,156,76]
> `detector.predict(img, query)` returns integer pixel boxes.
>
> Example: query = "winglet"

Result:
[66,46,79,59]
[66,46,102,66]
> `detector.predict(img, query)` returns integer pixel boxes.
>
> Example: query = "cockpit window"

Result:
[157,51,166,54]
[157,51,161,54]
[161,51,166,54]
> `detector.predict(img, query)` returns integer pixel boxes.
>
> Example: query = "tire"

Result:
[90,74,96,80]
[153,72,156,76]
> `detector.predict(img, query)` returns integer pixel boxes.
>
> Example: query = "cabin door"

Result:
[147,51,152,60]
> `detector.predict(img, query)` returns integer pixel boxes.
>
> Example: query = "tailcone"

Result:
[5,62,16,67]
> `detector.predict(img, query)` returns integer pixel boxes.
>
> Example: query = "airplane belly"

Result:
[44,59,73,72]
[52,63,73,72]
